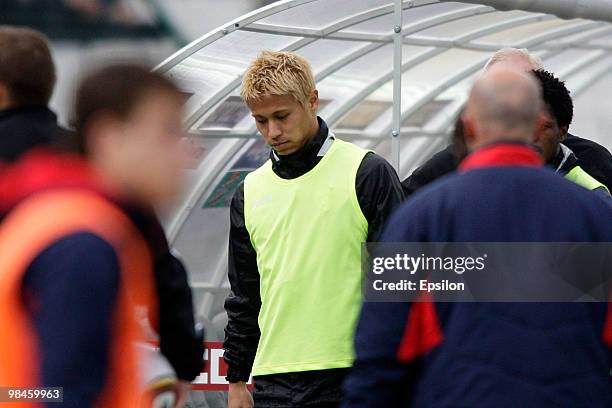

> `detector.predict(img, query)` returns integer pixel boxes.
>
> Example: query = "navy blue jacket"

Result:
[343,144,612,408]
[1,150,199,407]
[22,233,120,407]
[0,151,122,407]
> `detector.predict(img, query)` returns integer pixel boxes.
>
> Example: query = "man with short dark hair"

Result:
[532,69,608,194]
[0,26,55,107]
[0,26,62,161]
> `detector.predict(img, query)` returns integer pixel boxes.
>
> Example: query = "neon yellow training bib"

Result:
[565,165,609,193]
[244,138,369,376]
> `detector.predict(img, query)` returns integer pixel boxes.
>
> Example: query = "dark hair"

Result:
[0,26,56,107]
[75,64,181,153]
[532,69,573,129]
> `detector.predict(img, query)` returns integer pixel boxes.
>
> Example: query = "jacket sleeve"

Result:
[564,134,612,192]
[341,301,416,408]
[22,233,119,408]
[401,144,458,197]
[223,182,261,382]
[585,147,612,192]
[154,251,204,381]
[355,152,406,242]
[135,212,204,382]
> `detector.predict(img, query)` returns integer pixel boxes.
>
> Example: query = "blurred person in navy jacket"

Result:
[0,26,204,403]
[0,64,190,406]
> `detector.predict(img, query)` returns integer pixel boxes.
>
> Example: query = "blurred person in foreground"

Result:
[0,65,187,407]
[0,26,204,405]
[223,51,404,408]
[403,47,612,196]
[342,67,612,407]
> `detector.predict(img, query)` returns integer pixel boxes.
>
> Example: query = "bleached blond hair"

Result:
[240,50,316,107]
[484,48,544,71]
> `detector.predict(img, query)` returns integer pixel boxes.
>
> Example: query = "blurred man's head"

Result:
[531,69,574,163]
[462,67,542,151]
[0,26,55,110]
[484,48,543,72]
[241,50,319,155]
[450,48,542,160]
[75,65,186,208]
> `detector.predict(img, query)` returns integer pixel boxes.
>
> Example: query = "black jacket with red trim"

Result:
[343,144,612,407]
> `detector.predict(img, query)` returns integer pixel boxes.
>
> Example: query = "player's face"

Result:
[534,108,565,163]
[248,92,319,156]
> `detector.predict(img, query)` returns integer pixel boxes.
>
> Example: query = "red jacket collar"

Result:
[0,148,115,213]
[459,143,543,171]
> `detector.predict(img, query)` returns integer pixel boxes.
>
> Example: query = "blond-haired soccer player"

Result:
[223,51,404,408]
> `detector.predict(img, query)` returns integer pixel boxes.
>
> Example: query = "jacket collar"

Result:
[0,148,112,214]
[553,144,579,175]
[270,116,329,178]
[459,142,543,171]
[0,149,164,256]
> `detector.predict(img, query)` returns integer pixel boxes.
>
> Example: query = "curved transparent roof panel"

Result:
[411,9,532,40]
[257,0,390,29]
[155,0,612,338]
[340,2,473,36]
